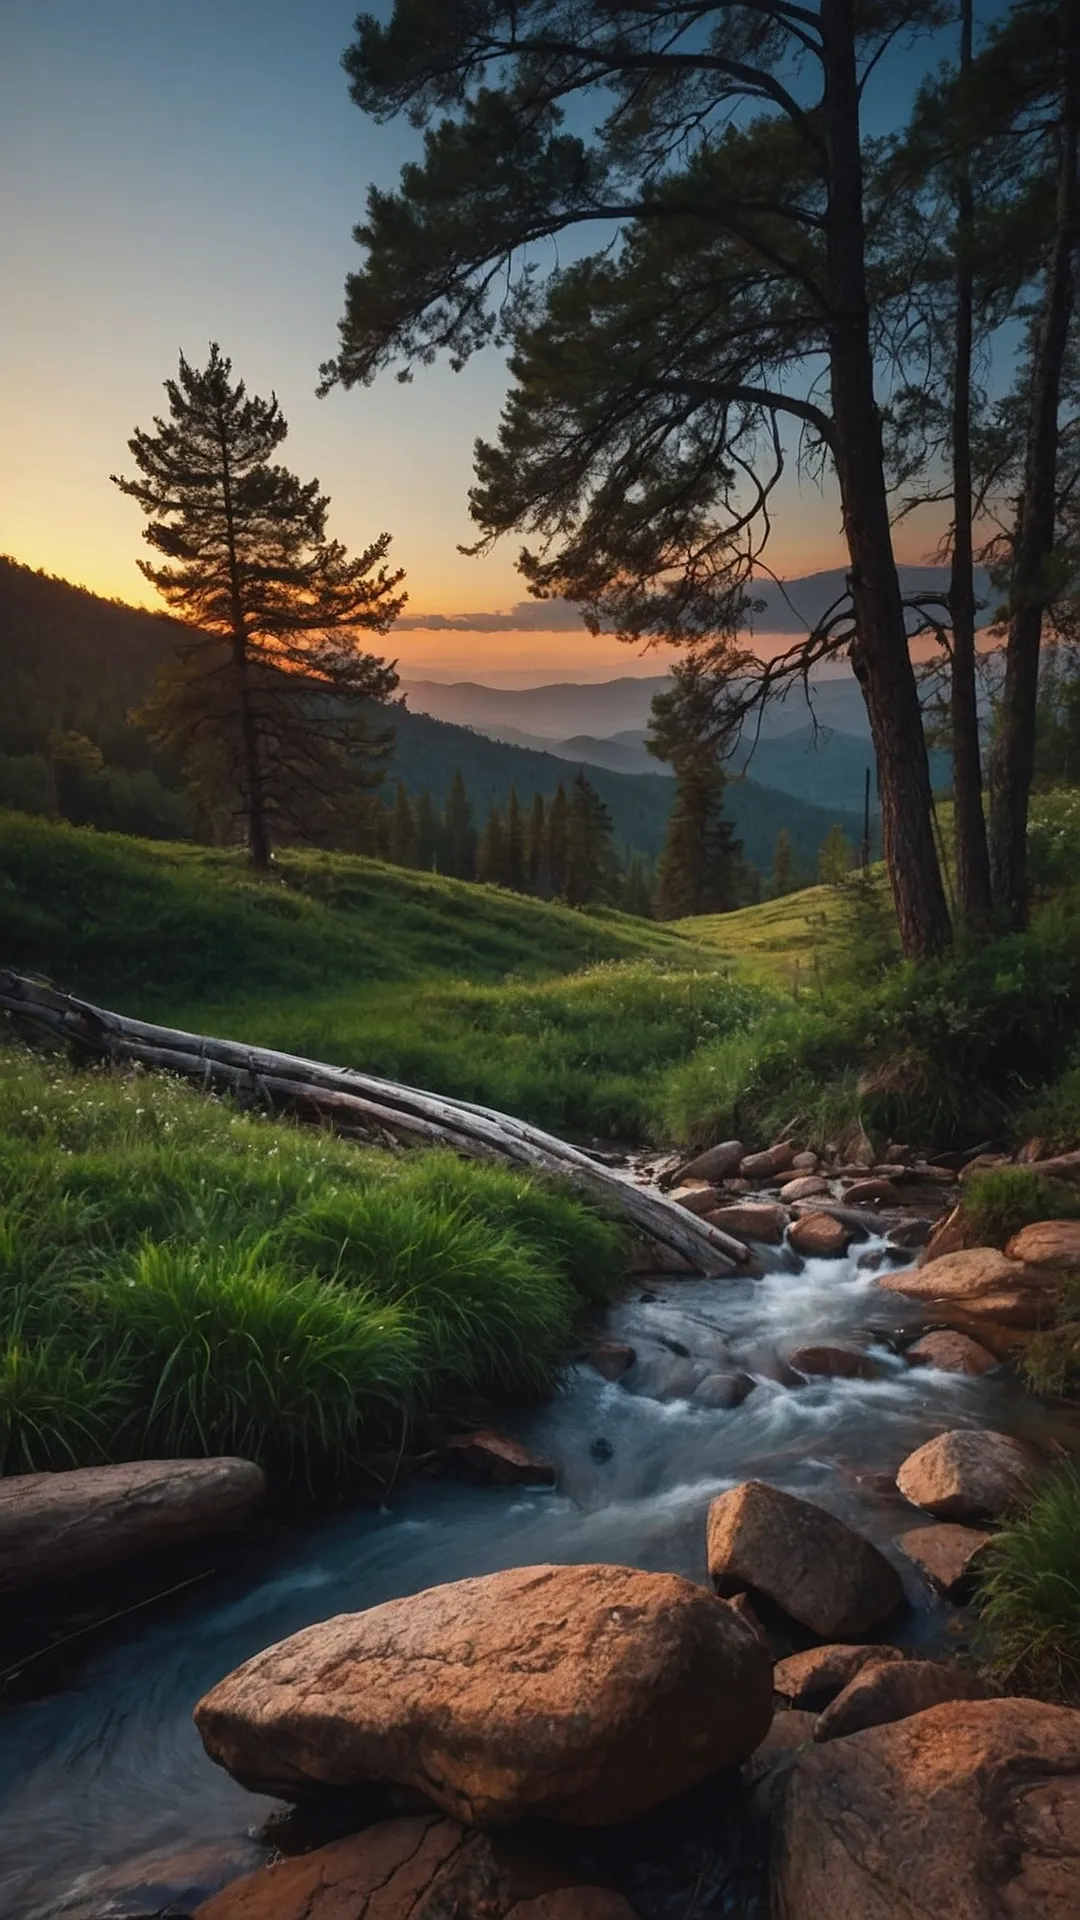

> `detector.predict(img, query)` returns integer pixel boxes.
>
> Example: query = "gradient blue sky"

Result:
[1,3,992,678]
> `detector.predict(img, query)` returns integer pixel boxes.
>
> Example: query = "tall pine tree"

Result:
[115,344,404,866]
[443,769,476,879]
[772,829,796,898]
[477,800,508,884]
[389,781,416,866]
[527,791,547,894]
[656,759,743,920]
[505,785,526,892]
[547,784,570,897]
[565,771,620,906]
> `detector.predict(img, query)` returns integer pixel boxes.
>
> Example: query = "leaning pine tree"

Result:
[113,345,405,867]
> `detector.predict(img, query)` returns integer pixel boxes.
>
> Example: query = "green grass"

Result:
[962,1167,1080,1247]
[0,1044,628,1485]
[977,1468,1080,1701]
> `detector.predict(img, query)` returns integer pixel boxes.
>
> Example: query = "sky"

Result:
[0,2,988,682]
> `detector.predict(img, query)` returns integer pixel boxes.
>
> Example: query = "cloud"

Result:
[396,599,590,632]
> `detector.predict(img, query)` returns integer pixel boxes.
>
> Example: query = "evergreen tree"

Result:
[620,854,654,919]
[565,770,620,906]
[772,829,796,898]
[527,791,547,893]
[655,758,743,920]
[414,789,441,871]
[818,823,854,885]
[443,769,476,879]
[476,801,508,884]
[390,781,416,866]
[547,783,570,897]
[114,344,404,866]
[375,804,393,861]
[505,785,526,892]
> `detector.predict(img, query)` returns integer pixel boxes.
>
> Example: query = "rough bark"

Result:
[949,0,994,933]
[821,0,953,960]
[0,971,750,1276]
[989,0,1080,924]
[219,412,271,871]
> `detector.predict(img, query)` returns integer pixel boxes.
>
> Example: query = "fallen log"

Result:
[0,970,750,1275]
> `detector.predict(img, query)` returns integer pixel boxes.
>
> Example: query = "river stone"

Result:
[896,1428,1044,1522]
[773,1643,906,1713]
[771,1698,1080,1919]
[442,1430,555,1486]
[669,1183,725,1216]
[904,1329,998,1375]
[788,1345,883,1382]
[706,1481,904,1638]
[587,1342,636,1382]
[1006,1219,1080,1270]
[877,1245,1055,1327]
[670,1140,745,1186]
[917,1204,969,1264]
[693,1370,756,1410]
[788,1212,851,1258]
[791,1151,820,1172]
[813,1657,988,1743]
[0,1457,265,1596]
[744,1709,818,1786]
[896,1523,993,1599]
[779,1175,831,1202]
[704,1201,788,1244]
[841,1177,904,1207]
[194,1562,773,1827]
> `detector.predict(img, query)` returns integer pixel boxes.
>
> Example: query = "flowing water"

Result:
[0,1241,1071,1918]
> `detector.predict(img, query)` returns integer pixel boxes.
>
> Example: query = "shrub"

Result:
[977,1469,1080,1701]
[962,1168,1080,1248]
[1021,1054,1080,1154]
[1020,1324,1080,1401]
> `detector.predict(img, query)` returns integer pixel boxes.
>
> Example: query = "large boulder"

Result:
[779,1175,832,1202]
[813,1657,987,1743]
[877,1246,1056,1328]
[706,1481,904,1638]
[771,1698,1080,1919]
[0,1458,265,1596]
[194,1563,772,1827]
[1006,1219,1080,1271]
[669,1183,725,1216]
[704,1201,788,1244]
[668,1140,745,1187]
[896,1428,1044,1522]
[788,1345,883,1382]
[788,1213,851,1259]
[773,1643,906,1713]
[904,1329,998,1375]
[896,1522,993,1599]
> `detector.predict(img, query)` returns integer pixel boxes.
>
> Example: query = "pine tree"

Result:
[547,784,569,897]
[772,829,796,898]
[818,823,854,886]
[414,790,441,871]
[114,345,405,866]
[526,791,547,894]
[476,801,508,884]
[656,759,743,920]
[505,785,526,892]
[443,769,476,879]
[620,854,654,919]
[565,771,620,906]
[390,781,416,866]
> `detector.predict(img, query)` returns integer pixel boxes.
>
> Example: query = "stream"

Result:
[0,1237,1071,1919]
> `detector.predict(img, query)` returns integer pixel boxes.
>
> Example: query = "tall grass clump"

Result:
[962,1167,1080,1248]
[977,1468,1080,1702]
[0,1044,629,1487]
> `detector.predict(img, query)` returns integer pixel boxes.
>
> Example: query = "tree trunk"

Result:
[949,0,994,935]
[821,0,953,960]
[217,414,272,870]
[989,0,1080,925]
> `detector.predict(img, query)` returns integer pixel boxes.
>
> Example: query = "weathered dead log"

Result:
[0,970,750,1274]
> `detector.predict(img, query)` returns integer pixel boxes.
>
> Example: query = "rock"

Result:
[917,1204,969,1263]
[788,1345,882,1382]
[1006,1219,1080,1270]
[704,1201,789,1244]
[443,1430,555,1486]
[706,1481,904,1638]
[896,1523,993,1599]
[958,1151,1012,1182]
[624,1352,711,1401]
[693,1370,756,1410]
[773,1643,906,1712]
[814,1657,988,1743]
[791,1151,820,1172]
[788,1212,851,1259]
[509,1896,639,1920]
[771,1698,1080,1919]
[904,1328,998,1375]
[841,1177,904,1207]
[587,1343,636,1382]
[838,1121,876,1168]
[885,1217,933,1250]
[0,1458,265,1597]
[896,1428,1044,1522]
[192,1814,569,1920]
[195,1562,774,1826]
[721,1176,751,1194]
[745,1709,818,1785]
[669,1140,745,1186]
[669,1183,725,1216]
[57,1840,266,1919]
[779,1175,832,1202]
[740,1141,795,1181]
[726,1591,771,1646]
[877,1245,1056,1327]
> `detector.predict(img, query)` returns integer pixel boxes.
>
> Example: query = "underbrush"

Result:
[0,1045,626,1485]
[977,1468,1080,1701]
[961,1167,1080,1247]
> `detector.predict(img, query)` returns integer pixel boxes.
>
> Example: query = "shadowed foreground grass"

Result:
[977,1469,1080,1702]
[0,1045,627,1488]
